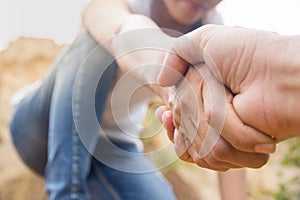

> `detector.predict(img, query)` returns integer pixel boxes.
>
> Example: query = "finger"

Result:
[205,91,276,153]
[172,68,270,169]
[155,106,176,142]
[169,25,222,68]
[158,25,227,87]
[173,129,193,163]
[162,111,175,142]
[185,133,269,170]
[233,90,279,140]
[209,137,270,168]
[157,28,209,87]
[201,67,276,153]
[176,66,217,158]
[157,52,189,87]
[187,140,239,171]
[155,105,168,123]
[224,98,276,153]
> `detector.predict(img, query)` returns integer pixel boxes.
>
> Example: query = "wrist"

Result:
[268,35,300,138]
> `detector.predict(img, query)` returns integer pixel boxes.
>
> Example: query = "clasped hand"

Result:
[155,25,300,171]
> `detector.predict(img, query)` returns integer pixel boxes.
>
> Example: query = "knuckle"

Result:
[173,104,181,117]
[194,119,208,142]
[167,101,173,110]
[205,107,212,124]
[232,126,253,151]
[198,24,218,47]
[211,139,233,161]
[193,153,231,171]
[194,155,208,168]
[251,154,269,168]
[197,153,230,171]
[172,104,181,128]
[204,155,220,167]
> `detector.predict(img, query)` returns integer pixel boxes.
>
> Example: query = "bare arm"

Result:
[83,0,131,43]
[83,0,171,101]
[218,169,247,200]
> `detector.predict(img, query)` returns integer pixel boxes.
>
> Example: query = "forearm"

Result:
[83,0,172,102]
[83,0,131,44]
[111,15,173,102]
[110,15,172,82]
[218,169,247,200]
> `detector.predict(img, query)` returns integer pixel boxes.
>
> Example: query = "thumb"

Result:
[157,52,189,87]
[157,25,216,87]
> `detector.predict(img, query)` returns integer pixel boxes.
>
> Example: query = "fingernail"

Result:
[155,106,163,119]
[255,143,276,154]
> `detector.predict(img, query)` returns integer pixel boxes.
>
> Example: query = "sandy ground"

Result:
[0,37,298,200]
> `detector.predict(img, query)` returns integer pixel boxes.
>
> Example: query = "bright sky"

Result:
[1,0,300,51]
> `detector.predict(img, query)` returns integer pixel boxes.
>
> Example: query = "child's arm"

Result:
[83,0,171,101]
[218,169,247,200]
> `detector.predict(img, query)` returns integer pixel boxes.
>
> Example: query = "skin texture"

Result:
[158,24,300,169]
[157,64,272,171]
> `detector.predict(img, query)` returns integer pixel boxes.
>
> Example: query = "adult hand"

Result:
[156,63,273,171]
[158,25,300,143]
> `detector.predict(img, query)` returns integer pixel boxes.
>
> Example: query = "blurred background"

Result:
[1,0,300,199]
[1,0,300,50]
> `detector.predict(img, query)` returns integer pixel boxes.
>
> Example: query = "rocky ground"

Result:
[0,37,298,200]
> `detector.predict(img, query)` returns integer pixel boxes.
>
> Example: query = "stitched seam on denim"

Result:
[71,123,88,200]
[71,124,77,199]
[69,32,96,199]
[93,165,121,200]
